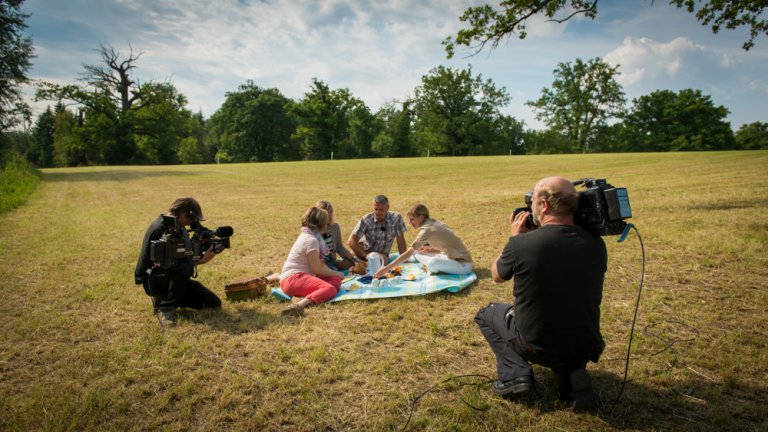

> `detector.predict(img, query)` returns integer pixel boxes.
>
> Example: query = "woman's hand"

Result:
[373,266,389,279]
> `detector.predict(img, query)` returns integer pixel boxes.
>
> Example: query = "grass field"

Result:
[1,152,766,431]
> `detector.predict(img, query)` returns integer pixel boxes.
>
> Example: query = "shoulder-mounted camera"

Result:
[149,215,234,269]
[513,178,632,236]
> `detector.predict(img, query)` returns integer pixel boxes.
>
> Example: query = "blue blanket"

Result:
[271,259,477,303]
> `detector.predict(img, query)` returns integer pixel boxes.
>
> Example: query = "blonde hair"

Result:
[315,200,333,213]
[301,206,329,232]
[407,204,430,219]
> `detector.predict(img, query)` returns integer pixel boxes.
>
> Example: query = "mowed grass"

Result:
[0,152,766,431]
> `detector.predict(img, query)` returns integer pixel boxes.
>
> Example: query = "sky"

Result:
[20,0,768,130]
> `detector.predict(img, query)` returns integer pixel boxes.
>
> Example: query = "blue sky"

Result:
[20,0,768,130]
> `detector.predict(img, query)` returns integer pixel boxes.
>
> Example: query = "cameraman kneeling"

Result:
[476,176,606,411]
[134,198,221,326]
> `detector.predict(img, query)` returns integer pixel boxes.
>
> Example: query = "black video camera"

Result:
[189,222,234,258]
[149,215,193,269]
[513,178,632,236]
[149,215,234,268]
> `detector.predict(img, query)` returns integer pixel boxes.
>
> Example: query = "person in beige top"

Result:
[374,204,473,277]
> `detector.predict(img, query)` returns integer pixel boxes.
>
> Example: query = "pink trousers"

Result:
[280,272,342,304]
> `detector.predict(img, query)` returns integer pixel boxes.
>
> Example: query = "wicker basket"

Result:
[224,277,268,301]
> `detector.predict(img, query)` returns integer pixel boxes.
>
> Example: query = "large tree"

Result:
[527,57,625,153]
[622,88,734,151]
[445,1,768,57]
[413,65,510,156]
[0,0,35,132]
[290,79,367,160]
[208,81,297,162]
[36,44,193,164]
[29,105,55,167]
[372,100,414,158]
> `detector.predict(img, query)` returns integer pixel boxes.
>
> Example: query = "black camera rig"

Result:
[514,178,632,236]
[149,215,233,269]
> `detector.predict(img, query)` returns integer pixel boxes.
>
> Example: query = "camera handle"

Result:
[609,223,646,414]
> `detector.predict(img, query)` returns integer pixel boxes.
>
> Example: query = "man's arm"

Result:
[491,253,508,283]
[396,233,407,254]
[347,233,368,260]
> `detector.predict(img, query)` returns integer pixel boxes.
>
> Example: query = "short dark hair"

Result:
[374,195,389,205]
[169,197,204,220]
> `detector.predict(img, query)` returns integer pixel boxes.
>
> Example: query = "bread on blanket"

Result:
[349,261,367,275]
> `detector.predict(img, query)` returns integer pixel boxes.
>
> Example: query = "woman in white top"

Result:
[374,204,473,278]
[279,206,345,316]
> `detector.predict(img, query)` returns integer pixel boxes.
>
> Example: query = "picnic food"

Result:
[386,266,403,278]
[349,261,367,275]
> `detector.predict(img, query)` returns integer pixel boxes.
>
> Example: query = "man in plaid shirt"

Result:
[348,195,407,262]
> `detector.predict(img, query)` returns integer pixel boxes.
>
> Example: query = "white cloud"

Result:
[603,36,705,86]
[747,80,768,95]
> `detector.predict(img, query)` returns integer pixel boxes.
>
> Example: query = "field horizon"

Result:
[1,151,766,431]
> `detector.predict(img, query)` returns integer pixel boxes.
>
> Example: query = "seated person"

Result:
[374,204,473,278]
[279,206,345,317]
[347,195,407,268]
[315,200,359,270]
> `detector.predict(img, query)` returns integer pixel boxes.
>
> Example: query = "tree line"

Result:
[2,0,767,169]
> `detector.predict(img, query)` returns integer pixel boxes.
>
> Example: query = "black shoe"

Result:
[492,375,535,396]
[157,307,176,326]
[569,369,600,412]
[555,370,573,401]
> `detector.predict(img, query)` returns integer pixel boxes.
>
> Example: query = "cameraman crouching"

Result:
[134,198,221,326]
[475,176,605,411]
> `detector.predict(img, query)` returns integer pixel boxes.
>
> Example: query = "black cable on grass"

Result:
[608,224,645,414]
[400,374,494,432]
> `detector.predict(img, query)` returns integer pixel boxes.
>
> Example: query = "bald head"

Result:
[533,176,579,219]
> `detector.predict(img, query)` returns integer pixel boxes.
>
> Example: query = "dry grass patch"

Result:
[1,152,766,431]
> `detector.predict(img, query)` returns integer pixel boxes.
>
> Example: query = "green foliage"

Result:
[444,0,596,58]
[413,65,511,156]
[28,106,55,167]
[132,82,194,164]
[527,58,625,153]
[35,45,199,165]
[622,89,735,151]
[208,81,298,163]
[0,150,40,214]
[290,79,370,160]
[735,121,768,150]
[445,0,767,57]
[0,0,34,131]
[373,101,413,157]
[670,0,768,50]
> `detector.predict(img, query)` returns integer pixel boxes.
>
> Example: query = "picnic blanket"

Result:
[271,256,477,303]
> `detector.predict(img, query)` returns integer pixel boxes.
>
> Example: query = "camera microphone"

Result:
[215,226,234,237]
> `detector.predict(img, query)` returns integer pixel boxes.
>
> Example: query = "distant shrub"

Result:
[0,153,41,214]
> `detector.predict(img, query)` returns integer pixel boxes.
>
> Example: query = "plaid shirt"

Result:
[351,211,407,255]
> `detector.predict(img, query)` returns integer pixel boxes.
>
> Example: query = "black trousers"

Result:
[475,303,590,382]
[144,265,221,310]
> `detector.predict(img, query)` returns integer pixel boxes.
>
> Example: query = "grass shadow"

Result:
[42,169,196,183]
[496,368,767,430]
[179,306,279,334]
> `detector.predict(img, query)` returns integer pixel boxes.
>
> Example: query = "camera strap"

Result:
[616,223,635,243]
